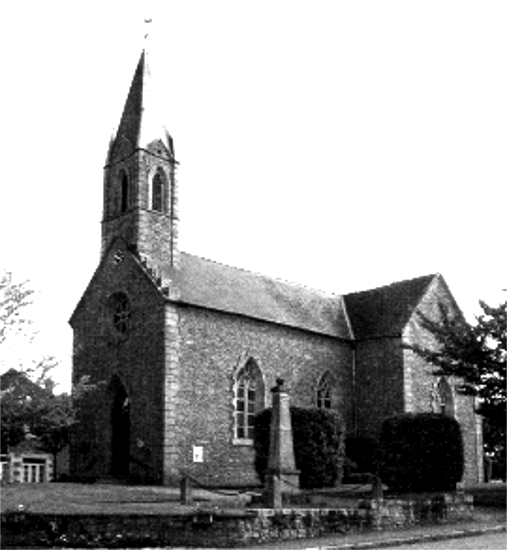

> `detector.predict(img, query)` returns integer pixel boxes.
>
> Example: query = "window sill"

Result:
[232,438,254,446]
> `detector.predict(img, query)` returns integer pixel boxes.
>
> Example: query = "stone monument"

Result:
[264,378,300,507]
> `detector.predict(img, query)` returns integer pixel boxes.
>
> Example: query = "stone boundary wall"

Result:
[1,494,473,548]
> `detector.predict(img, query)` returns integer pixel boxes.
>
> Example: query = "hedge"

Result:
[254,406,345,489]
[343,436,380,479]
[378,412,464,493]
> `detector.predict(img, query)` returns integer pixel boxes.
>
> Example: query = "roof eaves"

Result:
[172,296,353,341]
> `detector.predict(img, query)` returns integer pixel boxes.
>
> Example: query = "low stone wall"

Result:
[368,492,474,529]
[1,493,473,547]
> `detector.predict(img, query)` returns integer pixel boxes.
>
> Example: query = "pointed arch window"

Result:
[233,359,265,441]
[434,377,455,416]
[119,170,129,213]
[151,169,168,213]
[316,371,333,409]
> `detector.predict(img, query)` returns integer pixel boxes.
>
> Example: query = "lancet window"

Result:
[316,370,333,409]
[151,169,168,213]
[434,376,455,416]
[119,170,129,213]
[233,359,264,441]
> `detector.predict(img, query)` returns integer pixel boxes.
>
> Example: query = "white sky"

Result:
[1,1,506,392]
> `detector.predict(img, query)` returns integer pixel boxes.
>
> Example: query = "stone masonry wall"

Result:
[163,305,354,487]
[70,243,167,483]
[102,149,179,272]
[1,493,474,548]
[354,337,405,439]
[403,276,483,484]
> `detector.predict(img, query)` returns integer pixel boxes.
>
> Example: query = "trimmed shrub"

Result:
[254,406,345,489]
[344,436,380,479]
[378,412,464,493]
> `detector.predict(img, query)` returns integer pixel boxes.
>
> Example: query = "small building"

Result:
[1,438,54,483]
[0,368,66,482]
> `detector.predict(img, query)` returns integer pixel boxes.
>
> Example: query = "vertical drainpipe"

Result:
[475,398,484,483]
[351,341,358,437]
[342,295,357,437]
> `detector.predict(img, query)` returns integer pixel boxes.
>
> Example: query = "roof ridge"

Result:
[344,273,437,298]
[180,251,341,299]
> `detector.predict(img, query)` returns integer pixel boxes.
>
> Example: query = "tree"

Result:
[407,299,506,477]
[0,271,34,347]
[1,365,96,470]
[1,271,97,472]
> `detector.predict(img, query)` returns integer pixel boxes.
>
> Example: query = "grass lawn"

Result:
[1,482,504,516]
[0,483,248,515]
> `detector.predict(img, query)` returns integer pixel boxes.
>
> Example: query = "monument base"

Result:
[264,469,300,507]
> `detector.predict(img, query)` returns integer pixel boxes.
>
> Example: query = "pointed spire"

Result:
[107,49,174,165]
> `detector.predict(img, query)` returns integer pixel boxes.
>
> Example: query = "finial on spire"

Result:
[144,17,152,42]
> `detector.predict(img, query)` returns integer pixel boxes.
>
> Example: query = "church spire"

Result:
[106,49,174,166]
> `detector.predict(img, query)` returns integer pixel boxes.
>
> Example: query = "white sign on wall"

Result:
[193,446,204,463]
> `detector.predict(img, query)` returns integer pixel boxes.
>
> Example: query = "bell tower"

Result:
[102,49,179,271]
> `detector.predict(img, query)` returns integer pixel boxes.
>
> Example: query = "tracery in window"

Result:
[234,359,264,440]
[316,370,333,409]
[108,292,132,335]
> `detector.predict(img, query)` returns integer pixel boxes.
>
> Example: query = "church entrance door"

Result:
[110,377,130,478]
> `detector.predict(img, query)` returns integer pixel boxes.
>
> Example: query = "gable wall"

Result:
[403,276,483,484]
[163,305,353,487]
[71,251,167,483]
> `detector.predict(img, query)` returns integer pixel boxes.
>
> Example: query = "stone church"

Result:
[70,49,483,487]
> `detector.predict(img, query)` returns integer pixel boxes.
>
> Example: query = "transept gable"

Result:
[403,273,465,343]
[343,274,437,340]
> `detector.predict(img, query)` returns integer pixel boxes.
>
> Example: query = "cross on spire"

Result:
[144,17,152,42]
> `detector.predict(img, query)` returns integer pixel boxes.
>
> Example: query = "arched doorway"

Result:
[109,376,130,477]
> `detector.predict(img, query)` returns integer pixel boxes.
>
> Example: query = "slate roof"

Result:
[343,274,437,340]
[172,252,352,339]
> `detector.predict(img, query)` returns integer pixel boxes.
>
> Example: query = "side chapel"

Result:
[70,49,483,487]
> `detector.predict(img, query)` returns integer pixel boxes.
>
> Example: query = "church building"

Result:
[70,49,483,487]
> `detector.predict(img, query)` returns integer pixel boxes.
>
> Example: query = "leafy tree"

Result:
[1,365,95,467]
[407,299,506,476]
[0,271,34,347]
[1,364,59,451]
[1,271,97,471]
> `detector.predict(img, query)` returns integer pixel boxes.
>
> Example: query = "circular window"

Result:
[108,292,132,335]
